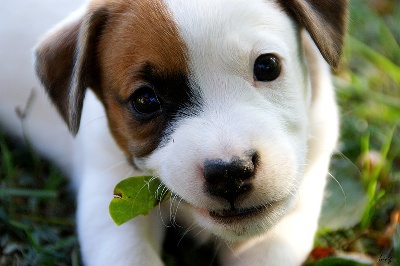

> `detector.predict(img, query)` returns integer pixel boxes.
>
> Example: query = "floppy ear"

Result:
[35,8,108,135]
[279,0,349,69]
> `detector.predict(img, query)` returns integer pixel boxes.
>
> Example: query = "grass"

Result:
[1,0,399,265]
[0,133,80,265]
[307,0,400,264]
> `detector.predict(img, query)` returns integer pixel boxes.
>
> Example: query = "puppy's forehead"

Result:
[164,0,297,76]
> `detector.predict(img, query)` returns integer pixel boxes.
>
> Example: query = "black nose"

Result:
[204,152,258,206]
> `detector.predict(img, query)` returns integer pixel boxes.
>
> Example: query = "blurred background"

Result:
[1,0,399,265]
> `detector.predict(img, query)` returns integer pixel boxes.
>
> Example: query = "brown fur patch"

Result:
[94,0,189,158]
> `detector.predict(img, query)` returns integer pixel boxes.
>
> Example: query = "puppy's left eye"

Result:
[253,54,281,82]
[130,86,161,117]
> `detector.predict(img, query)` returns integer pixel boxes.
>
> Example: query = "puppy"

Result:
[0,0,348,265]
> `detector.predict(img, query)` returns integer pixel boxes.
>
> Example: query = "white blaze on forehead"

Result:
[163,0,299,84]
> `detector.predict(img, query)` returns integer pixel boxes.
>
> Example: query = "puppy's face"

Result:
[143,0,310,239]
[35,0,348,241]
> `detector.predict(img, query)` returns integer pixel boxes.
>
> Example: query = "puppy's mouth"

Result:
[190,197,289,225]
[209,205,266,220]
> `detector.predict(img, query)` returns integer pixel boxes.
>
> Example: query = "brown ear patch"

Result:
[278,0,349,69]
[35,8,109,135]
[35,19,81,126]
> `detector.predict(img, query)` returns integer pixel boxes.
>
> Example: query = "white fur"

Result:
[0,0,339,265]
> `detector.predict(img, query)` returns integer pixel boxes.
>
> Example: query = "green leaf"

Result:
[109,176,170,226]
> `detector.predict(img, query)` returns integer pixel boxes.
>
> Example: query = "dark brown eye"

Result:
[253,54,281,82]
[130,86,161,117]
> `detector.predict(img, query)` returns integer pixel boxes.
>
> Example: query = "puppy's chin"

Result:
[183,195,295,241]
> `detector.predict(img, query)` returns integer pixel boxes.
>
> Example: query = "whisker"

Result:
[210,239,222,266]
[172,197,183,228]
[132,175,159,201]
[80,115,107,129]
[169,193,181,227]
[103,160,131,173]
[160,186,170,201]
[177,222,199,246]
[222,240,240,260]
[192,226,207,241]
[157,198,170,228]
[327,171,347,206]
[333,149,362,177]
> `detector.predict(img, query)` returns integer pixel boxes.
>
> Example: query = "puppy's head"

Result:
[36,0,348,240]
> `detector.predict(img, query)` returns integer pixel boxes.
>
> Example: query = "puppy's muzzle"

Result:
[204,151,258,207]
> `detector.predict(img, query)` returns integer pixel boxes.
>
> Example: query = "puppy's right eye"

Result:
[129,86,161,118]
[253,54,281,82]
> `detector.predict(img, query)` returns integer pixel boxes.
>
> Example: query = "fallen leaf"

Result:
[309,247,335,260]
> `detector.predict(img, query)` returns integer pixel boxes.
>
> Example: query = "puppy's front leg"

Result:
[77,181,165,265]
[218,206,318,266]
[73,93,166,265]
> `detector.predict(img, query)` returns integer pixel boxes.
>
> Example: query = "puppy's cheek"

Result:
[143,126,214,209]
[105,103,165,159]
[146,142,211,206]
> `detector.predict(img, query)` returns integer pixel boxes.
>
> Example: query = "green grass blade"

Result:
[360,127,397,229]
[348,37,400,85]
[0,188,58,198]
[0,133,15,180]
